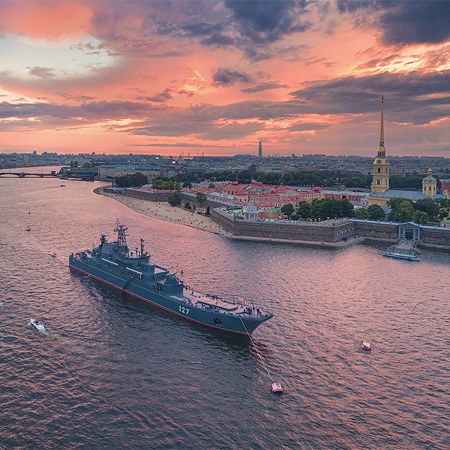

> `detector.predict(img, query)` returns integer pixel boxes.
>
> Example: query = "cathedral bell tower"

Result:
[371,97,390,193]
[422,168,437,197]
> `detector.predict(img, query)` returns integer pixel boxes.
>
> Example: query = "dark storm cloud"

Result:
[337,0,450,45]
[129,97,331,140]
[380,1,450,45]
[180,22,223,37]
[0,100,158,124]
[241,82,288,93]
[133,116,264,141]
[136,89,173,103]
[200,33,235,46]
[224,0,310,43]
[56,92,95,102]
[290,70,450,124]
[199,122,264,141]
[27,67,56,79]
[289,122,329,131]
[213,68,253,86]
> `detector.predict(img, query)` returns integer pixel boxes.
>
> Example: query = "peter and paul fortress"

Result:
[368,98,446,207]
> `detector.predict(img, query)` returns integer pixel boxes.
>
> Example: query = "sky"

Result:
[0,0,449,157]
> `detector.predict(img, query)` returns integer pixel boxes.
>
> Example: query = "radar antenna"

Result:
[114,220,128,248]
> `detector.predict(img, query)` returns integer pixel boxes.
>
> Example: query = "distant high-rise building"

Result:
[258,140,263,157]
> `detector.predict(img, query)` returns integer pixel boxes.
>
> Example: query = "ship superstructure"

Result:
[69,224,272,334]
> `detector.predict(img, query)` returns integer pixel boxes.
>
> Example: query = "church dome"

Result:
[244,201,258,214]
[423,168,436,183]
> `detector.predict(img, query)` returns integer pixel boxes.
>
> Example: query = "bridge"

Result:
[0,172,59,178]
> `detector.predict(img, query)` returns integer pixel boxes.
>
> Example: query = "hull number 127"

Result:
[179,306,189,315]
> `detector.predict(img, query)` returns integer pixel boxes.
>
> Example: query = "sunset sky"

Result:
[0,0,449,157]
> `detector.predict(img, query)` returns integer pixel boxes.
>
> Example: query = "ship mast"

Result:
[114,221,128,248]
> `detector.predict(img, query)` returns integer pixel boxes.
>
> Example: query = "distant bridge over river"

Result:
[0,172,58,178]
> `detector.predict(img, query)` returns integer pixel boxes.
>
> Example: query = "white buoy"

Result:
[361,341,372,351]
[28,319,46,333]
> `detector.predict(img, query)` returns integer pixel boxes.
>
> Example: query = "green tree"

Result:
[388,198,412,221]
[168,191,182,206]
[297,201,311,219]
[182,181,192,188]
[389,173,423,189]
[392,200,414,222]
[388,197,408,210]
[184,201,191,209]
[438,198,450,220]
[412,210,428,224]
[414,198,439,221]
[281,203,294,216]
[367,204,385,221]
[196,192,207,207]
[152,177,175,190]
[355,208,369,219]
[310,199,324,219]
[340,198,355,218]
[114,172,148,188]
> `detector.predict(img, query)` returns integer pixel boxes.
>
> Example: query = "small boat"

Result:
[50,252,57,258]
[361,341,372,351]
[25,226,31,232]
[28,319,46,333]
[383,250,420,261]
[270,382,284,393]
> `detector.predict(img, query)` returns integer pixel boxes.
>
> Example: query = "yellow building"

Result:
[368,98,443,207]
[422,168,437,197]
[371,97,390,194]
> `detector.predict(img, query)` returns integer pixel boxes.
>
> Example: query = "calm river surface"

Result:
[1,169,449,449]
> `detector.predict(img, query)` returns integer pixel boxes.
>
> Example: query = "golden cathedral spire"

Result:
[371,96,390,193]
[378,96,385,157]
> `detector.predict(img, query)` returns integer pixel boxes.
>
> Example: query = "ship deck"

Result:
[178,289,254,316]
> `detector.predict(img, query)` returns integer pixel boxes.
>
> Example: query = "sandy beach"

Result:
[97,189,227,235]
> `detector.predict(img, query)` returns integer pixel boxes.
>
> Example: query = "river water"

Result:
[1,169,449,449]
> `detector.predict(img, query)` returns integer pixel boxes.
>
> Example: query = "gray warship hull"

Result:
[69,226,272,335]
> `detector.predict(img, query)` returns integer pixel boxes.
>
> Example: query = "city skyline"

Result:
[0,0,449,157]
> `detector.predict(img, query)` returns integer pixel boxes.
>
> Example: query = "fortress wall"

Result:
[351,220,450,247]
[420,227,450,246]
[351,220,398,240]
[124,189,171,201]
[211,209,355,243]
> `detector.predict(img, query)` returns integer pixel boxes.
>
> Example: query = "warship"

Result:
[69,224,272,335]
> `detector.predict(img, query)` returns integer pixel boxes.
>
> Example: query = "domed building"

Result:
[368,98,444,206]
[243,201,259,220]
[422,168,437,197]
